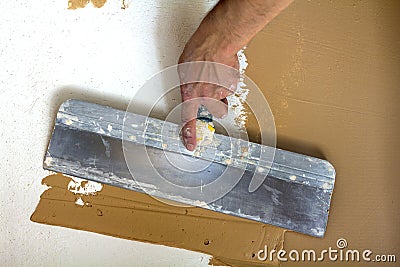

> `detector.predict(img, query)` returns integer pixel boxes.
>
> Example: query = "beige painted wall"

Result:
[245,1,399,266]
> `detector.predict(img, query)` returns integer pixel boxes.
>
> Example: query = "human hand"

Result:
[177,0,293,151]
[178,46,239,151]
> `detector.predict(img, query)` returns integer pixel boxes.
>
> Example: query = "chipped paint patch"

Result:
[121,0,132,9]
[31,174,285,266]
[68,0,107,9]
[75,197,85,206]
[67,177,103,195]
[91,0,107,8]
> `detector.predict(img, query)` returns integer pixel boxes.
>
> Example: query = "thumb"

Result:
[181,97,199,151]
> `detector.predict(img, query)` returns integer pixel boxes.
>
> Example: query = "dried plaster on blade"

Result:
[193,120,216,157]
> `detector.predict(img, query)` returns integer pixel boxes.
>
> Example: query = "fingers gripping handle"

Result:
[197,105,213,122]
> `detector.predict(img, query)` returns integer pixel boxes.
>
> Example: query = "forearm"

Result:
[182,0,293,61]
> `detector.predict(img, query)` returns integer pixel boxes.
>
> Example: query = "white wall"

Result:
[0,1,220,265]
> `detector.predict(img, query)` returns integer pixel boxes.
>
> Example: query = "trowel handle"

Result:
[197,105,213,122]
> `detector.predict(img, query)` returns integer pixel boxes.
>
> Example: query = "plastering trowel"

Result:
[43,99,335,237]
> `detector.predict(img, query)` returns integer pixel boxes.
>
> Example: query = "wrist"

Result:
[181,28,241,63]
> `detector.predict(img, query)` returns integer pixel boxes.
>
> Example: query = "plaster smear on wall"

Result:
[220,49,250,138]
[31,174,285,267]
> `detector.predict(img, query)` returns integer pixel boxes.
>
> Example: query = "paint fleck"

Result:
[68,0,89,9]
[240,146,249,158]
[91,0,107,8]
[322,183,331,190]
[43,157,53,167]
[257,167,265,173]
[224,158,232,165]
[121,0,131,9]
[75,197,85,206]
[68,0,107,10]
